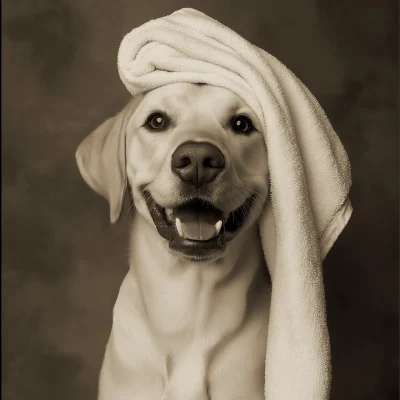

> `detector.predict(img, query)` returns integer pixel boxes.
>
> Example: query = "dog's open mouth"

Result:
[143,192,255,260]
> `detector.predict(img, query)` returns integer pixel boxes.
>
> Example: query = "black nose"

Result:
[171,141,225,188]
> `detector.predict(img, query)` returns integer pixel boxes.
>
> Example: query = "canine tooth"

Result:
[175,218,184,237]
[215,220,223,236]
[165,208,173,222]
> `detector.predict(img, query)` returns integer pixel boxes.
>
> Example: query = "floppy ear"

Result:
[75,97,141,223]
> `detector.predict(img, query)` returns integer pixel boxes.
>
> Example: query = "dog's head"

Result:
[76,83,269,261]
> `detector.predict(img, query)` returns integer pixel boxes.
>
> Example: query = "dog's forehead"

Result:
[140,82,248,112]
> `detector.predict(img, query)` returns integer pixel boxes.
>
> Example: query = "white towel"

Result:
[118,8,352,400]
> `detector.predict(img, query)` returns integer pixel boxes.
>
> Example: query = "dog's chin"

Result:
[143,191,256,263]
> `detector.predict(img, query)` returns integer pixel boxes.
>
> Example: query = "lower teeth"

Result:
[175,217,183,237]
[215,220,223,235]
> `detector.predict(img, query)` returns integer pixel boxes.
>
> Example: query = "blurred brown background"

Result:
[2,0,398,399]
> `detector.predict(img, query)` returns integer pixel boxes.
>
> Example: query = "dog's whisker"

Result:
[229,189,267,224]
[236,184,266,200]
[120,197,136,222]
[236,186,268,209]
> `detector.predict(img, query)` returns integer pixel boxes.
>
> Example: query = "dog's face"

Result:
[76,82,269,262]
[125,83,269,261]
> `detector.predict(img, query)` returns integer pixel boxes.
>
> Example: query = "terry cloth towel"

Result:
[118,8,352,400]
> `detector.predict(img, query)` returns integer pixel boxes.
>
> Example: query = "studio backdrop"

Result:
[2,0,398,399]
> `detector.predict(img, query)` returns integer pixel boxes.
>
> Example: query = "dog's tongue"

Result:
[175,207,222,241]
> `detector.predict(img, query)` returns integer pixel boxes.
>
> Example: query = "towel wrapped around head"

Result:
[118,8,352,400]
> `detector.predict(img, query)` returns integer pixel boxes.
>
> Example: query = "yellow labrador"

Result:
[76,83,271,400]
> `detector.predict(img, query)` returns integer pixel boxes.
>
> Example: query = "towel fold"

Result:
[118,8,352,400]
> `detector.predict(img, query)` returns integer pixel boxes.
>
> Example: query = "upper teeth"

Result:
[165,208,174,222]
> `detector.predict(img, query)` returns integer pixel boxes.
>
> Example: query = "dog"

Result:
[76,82,272,400]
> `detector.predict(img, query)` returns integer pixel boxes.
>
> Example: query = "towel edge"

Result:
[320,197,353,261]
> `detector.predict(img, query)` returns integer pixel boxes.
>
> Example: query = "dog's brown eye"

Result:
[231,115,254,134]
[147,113,167,130]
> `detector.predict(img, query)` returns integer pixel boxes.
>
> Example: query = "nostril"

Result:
[204,157,212,168]
[204,156,225,169]
[175,156,191,169]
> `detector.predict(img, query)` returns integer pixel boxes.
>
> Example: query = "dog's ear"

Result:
[75,97,141,223]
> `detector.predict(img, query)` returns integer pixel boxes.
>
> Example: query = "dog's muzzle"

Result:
[142,141,255,261]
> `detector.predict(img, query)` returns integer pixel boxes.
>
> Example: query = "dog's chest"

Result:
[117,266,250,351]
[106,265,269,399]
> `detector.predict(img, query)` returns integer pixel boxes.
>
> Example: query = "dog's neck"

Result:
[127,211,267,352]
